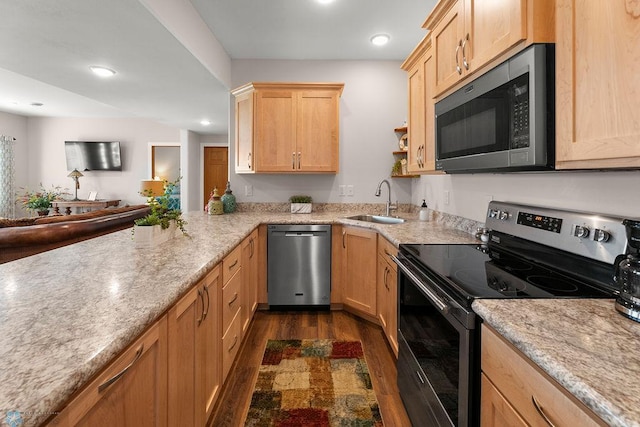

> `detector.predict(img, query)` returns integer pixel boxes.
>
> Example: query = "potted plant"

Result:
[17,184,67,216]
[133,178,187,247]
[289,195,313,214]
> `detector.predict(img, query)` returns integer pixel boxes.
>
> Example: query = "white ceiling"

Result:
[0,0,435,135]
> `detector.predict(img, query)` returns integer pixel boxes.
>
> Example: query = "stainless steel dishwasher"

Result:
[267,224,331,308]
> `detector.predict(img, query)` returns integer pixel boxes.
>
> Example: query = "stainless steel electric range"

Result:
[393,201,630,427]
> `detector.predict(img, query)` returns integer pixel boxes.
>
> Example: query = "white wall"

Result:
[27,117,180,207]
[413,171,640,223]
[229,60,412,205]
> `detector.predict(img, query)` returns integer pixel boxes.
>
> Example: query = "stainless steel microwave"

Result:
[435,44,555,173]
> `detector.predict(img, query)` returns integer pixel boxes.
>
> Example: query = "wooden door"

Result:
[342,227,377,317]
[432,0,466,96]
[407,54,425,174]
[296,90,340,172]
[54,317,168,427]
[203,147,228,209]
[254,90,296,172]
[466,0,526,72]
[556,0,640,169]
[198,266,221,424]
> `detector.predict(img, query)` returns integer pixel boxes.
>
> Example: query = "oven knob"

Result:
[574,225,590,238]
[499,210,509,220]
[593,229,611,242]
[488,209,498,218]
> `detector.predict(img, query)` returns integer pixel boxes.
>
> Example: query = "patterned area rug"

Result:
[245,339,384,426]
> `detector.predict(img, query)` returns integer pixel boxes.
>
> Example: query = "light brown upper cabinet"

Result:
[425,0,554,97]
[555,0,640,169]
[402,35,440,174]
[231,82,344,174]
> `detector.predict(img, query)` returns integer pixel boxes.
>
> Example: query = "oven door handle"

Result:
[391,254,449,314]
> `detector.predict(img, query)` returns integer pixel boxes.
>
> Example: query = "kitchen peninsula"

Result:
[0,209,472,426]
[2,210,639,426]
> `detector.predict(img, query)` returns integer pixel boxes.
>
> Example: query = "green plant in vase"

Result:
[134,178,188,236]
[17,184,67,215]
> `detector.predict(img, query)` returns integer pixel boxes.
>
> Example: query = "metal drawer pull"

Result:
[342,230,346,248]
[455,41,462,74]
[532,396,557,427]
[197,288,205,325]
[203,285,210,320]
[298,152,301,169]
[228,292,239,306]
[462,33,469,70]
[229,259,238,269]
[292,152,296,169]
[98,344,144,392]
[228,335,238,352]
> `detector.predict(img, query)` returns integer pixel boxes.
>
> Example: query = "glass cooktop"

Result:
[399,243,615,301]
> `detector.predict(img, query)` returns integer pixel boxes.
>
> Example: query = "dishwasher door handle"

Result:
[284,233,316,237]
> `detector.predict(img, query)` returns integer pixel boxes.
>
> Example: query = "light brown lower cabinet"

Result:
[341,226,377,318]
[48,316,168,427]
[168,265,221,427]
[242,229,259,335]
[377,235,398,357]
[481,324,606,426]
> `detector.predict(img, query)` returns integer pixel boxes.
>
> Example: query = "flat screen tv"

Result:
[65,141,122,171]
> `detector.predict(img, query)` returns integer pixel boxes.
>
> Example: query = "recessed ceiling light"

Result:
[30,102,44,107]
[317,0,335,4]
[200,119,211,126]
[89,66,116,77]
[370,34,390,46]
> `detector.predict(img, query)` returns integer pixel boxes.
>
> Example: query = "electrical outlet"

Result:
[346,185,354,196]
[245,185,253,197]
[444,190,450,205]
[339,185,346,196]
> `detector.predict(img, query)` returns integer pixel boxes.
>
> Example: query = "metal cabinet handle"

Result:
[462,33,469,70]
[229,259,238,269]
[197,288,205,325]
[297,152,301,169]
[228,292,239,306]
[98,344,144,392]
[342,230,346,248]
[532,396,557,427]
[455,40,462,75]
[203,285,210,321]
[248,152,252,169]
[228,335,238,352]
[384,266,390,290]
[249,237,255,258]
[292,152,296,169]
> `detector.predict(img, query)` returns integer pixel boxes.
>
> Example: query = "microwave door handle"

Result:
[391,254,449,314]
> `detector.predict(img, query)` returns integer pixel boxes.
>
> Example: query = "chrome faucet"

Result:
[375,179,397,217]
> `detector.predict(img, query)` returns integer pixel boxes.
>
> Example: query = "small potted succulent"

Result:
[289,195,313,214]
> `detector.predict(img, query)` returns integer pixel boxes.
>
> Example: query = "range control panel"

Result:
[486,201,628,265]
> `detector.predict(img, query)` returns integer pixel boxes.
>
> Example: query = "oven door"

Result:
[394,254,478,427]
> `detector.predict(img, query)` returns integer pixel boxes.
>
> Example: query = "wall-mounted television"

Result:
[65,141,122,171]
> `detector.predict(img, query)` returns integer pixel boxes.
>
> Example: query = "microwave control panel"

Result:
[510,77,530,149]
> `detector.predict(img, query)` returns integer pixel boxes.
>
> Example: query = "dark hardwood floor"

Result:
[208,310,411,426]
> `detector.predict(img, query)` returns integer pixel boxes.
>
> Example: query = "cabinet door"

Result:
[54,317,168,427]
[407,56,425,174]
[254,90,296,172]
[296,90,340,172]
[342,227,377,316]
[385,257,398,357]
[466,0,526,72]
[422,46,438,172]
[198,266,221,425]
[235,90,254,173]
[432,0,466,95]
[556,0,640,169]
[242,229,258,335]
[481,374,527,427]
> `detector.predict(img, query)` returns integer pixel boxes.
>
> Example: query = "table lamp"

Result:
[140,179,165,204]
[68,169,84,200]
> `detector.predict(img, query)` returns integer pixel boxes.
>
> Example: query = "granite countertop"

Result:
[473,299,640,427]
[0,210,474,425]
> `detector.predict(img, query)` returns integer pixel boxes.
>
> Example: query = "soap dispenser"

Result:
[419,200,429,221]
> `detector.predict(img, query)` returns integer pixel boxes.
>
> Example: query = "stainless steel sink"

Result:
[346,214,406,224]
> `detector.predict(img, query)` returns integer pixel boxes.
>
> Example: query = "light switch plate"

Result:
[346,185,354,196]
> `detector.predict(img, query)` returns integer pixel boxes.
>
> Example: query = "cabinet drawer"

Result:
[222,269,242,332]
[377,235,397,263]
[222,245,242,284]
[481,324,606,427]
[221,310,242,381]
